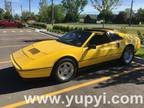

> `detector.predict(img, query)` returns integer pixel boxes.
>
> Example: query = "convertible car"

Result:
[10,29,141,82]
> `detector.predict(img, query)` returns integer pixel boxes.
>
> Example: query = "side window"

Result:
[89,34,111,46]
[109,33,123,41]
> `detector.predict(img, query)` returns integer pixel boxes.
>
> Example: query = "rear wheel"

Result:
[52,58,78,83]
[121,46,134,65]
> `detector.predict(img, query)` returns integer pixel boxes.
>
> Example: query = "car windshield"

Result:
[57,30,92,47]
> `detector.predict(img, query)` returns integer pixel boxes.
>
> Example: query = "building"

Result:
[80,14,97,23]
[84,14,97,23]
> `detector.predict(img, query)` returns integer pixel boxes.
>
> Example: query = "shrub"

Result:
[49,25,84,33]
[29,23,47,29]
[137,30,144,45]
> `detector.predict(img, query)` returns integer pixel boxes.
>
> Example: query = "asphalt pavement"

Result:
[0,28,144,108]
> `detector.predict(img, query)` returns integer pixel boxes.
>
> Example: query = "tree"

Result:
[39,5,51,23]
[21,11,36,22]
[90,0,120,12]
[137,8,144,23]
[97,10,113,23]
[39,0,48,13]
[39,0,47,9]
[54,5,65,23]
[0,8,4,20]
[4,0,12,13]
[90,0,120,26]
[35,15,41,22]
[114,11,129,24]
[3,11,13,21]
[14,14,20,20]
[62,0,88,22]
[124,8,138,24]
[39,4,65,23]
[125,8,131,16]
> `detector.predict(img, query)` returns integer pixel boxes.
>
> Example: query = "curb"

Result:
[28,27,62,38]
[28,27,35,30]
[40,31,60,38]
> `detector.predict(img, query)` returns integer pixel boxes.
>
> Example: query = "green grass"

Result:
[47,23,144,36]
[136,48,144,58]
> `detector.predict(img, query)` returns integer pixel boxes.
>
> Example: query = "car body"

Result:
[10,29,141,82]
[0,20,23,28]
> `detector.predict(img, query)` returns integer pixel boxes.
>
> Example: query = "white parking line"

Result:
[3,31,7,33]
[11,31,16,33]
[0,37,46,41]
[0,60,11,64]
[0,44,26,48]
[27,30,32,32]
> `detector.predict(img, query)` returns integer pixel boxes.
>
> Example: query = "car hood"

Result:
[22,40,77,59]
[12,40,81,70]
[33,40,76,53]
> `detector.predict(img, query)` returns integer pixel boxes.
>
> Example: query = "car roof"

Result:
[85,28,120,34]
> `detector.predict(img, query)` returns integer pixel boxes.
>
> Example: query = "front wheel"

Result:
[52,58,78,83]
[120,46,134,65]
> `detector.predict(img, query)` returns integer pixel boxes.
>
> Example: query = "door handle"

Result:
[116,43,120,48]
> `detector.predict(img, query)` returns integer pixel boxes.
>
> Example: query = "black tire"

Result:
[120,46,134,65]
[52,58,78,83]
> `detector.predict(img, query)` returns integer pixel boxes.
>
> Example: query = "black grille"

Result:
[29,48,40,55]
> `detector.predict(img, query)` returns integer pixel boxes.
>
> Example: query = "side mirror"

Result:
[88,44,96,49]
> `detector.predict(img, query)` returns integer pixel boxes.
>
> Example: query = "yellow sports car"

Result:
[10,29,141,82]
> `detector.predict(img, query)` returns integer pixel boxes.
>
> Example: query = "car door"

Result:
[79,32,122,68]
[107,32,124,57]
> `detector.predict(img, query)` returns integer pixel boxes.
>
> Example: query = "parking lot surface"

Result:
[0,28,144,108]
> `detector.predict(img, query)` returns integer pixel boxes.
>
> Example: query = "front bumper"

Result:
[17,68,52,79]
[10,54,52,79]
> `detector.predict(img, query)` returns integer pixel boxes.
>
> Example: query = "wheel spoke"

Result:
[64,64,70,69]
[57,62,75,81]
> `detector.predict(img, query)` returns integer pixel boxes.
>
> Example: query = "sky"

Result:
[0,0,144,15]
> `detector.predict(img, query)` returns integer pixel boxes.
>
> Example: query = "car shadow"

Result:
[75,57,144,89]
[0,57,143,94]
[0,67,60,94]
